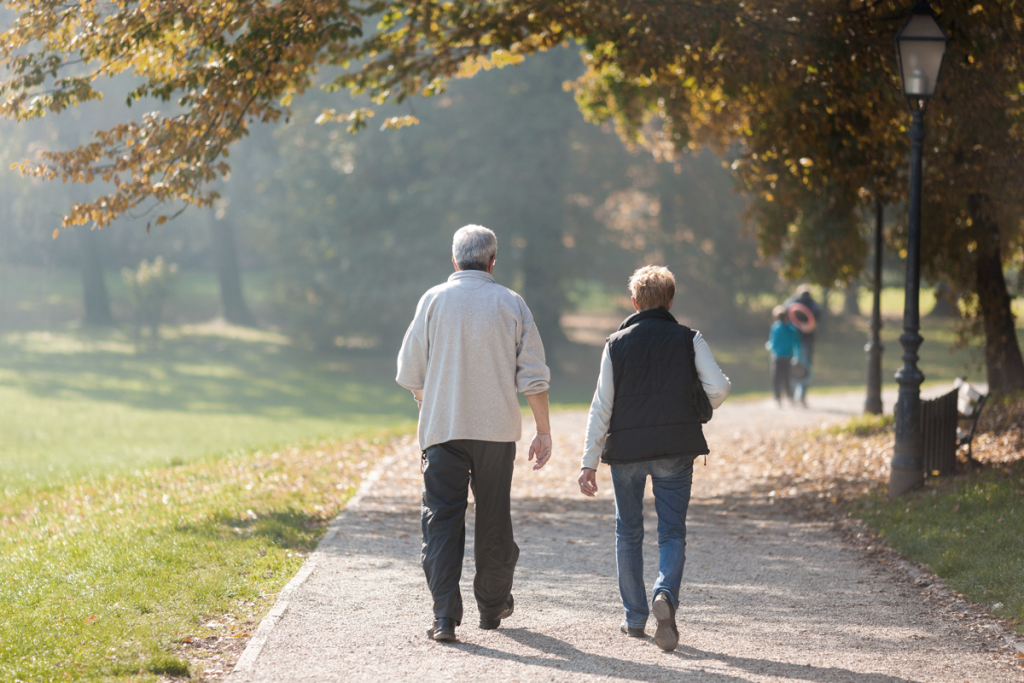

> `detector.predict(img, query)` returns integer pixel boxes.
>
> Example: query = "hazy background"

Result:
[0,48,1002,411]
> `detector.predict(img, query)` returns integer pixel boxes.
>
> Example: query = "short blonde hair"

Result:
[628,265,675,311]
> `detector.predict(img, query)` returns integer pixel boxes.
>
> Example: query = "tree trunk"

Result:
[969,195,1024,395]
[928,282,959,318]
[864,199,884,415]
[843,283,861,316]
[79,227,115,327]
[521,234,567,348]
[210,219,258,327]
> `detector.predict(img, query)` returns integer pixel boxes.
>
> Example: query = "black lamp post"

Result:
[889,1,949,498]
[865,199,884,416]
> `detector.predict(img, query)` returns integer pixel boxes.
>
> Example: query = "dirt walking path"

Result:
[230,391,1024,682]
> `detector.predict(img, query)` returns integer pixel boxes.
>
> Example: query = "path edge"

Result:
[229,452,402,680]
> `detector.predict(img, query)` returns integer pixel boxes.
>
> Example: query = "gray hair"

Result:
[452,224,497,271]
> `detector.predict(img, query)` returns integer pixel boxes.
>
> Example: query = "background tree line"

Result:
[0,47,778,359]
[2,0,1021,383]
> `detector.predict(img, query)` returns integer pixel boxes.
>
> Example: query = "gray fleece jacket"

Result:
[396,270,550,450]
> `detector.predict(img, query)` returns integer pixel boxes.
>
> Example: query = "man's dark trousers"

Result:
[421,439,519,624]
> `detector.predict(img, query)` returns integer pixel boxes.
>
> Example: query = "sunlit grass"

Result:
[0,301,420,680]
[856,286,938,318]
[0,327,416,493]
[822,412,894,437]
[0,437,390,680]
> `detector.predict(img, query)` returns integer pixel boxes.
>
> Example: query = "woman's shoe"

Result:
[620,622,646,638]
[652,593,678,651]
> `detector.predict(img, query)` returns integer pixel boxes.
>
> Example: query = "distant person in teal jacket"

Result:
[784,285,821,406]
[767,305,801,407]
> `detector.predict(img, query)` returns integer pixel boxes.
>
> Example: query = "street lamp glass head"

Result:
[895,5,948,99]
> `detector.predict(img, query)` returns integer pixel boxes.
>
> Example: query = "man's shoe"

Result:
[652,593,679,651]
[620,622,646,638]
[427,617,457,642]
[479,594,514,630]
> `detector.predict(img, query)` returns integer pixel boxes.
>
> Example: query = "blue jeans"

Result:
[610,456,694,629]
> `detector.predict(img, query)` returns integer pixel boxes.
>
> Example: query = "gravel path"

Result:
[230,391,1024,682]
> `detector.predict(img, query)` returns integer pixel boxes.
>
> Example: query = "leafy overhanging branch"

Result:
[4,0,1024,278]
[2,0,371,228]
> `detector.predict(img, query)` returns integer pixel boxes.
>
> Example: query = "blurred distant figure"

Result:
[784,285,822,406]
[767,305,801,407]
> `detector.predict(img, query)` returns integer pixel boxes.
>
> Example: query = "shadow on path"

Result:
[235,405,1007,683]
[452,628,921,683]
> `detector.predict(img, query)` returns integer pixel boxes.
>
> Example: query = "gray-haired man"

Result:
[397,225,552,643]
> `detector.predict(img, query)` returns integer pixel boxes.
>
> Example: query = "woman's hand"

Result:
[578,468,598,497]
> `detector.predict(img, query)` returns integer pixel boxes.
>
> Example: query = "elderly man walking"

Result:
[397,225,552,643]
[578,265,730,651]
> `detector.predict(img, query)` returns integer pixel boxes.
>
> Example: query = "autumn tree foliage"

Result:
[572,1,1024,394]
[346,0,1024,392]
[2,0,1023,389]
[1,0,376,228]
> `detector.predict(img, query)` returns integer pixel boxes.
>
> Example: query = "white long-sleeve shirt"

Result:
[581,331,731,470]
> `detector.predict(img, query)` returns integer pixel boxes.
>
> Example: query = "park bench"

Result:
[920,378,987,477]
[953,378,988,466]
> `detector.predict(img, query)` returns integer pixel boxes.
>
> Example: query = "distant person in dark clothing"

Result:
[767,305,801,407]
[784,285,822,406]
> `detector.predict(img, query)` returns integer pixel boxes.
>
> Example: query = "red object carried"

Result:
[788,302,817,332]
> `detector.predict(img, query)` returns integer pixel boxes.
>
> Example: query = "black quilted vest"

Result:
[600,307,709,465]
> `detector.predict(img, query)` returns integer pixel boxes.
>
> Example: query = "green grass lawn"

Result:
[857,459,1024,629]
[0,264,421,492]
[0,325,416,493]
[0,435,385,681]
[0,266,1021,678]
[0,321,416,680]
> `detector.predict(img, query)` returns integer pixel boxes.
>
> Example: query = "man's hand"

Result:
[412,390,423,410]
[578,468,598,497]
[528,432,552,470]
[525,391,551,471]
